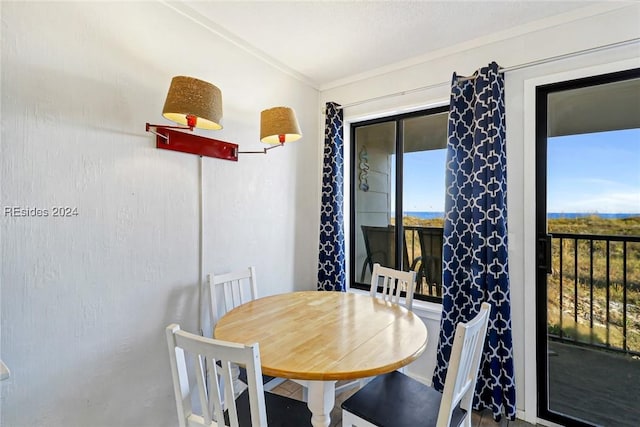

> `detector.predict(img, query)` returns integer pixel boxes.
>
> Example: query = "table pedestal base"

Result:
[293,379,336,427]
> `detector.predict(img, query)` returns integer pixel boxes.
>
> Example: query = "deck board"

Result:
[548,341,640,426]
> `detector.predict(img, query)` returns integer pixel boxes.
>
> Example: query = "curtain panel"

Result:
[317,102,346,292]
[432,62,516,420]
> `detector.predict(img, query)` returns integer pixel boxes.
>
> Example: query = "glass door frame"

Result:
[535,67,640,427]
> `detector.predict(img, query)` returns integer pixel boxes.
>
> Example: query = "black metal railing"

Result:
[548,232,640,356]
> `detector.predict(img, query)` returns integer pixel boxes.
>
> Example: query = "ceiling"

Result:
[171,0,618,90]
[548,77,640,137]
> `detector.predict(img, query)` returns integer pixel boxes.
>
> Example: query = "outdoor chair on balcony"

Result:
[417,227,444,297]
[360,225,419,283]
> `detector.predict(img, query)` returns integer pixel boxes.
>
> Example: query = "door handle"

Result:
[538,234,553,274]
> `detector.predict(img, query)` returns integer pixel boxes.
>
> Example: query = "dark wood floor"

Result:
[270,380,534,427]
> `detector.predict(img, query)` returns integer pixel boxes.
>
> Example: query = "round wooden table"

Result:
[214,291,428,427]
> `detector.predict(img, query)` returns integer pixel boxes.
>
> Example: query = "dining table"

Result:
[214,290,428,427]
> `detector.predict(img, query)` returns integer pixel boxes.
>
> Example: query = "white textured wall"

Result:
[0,2,318,426]
[321,3,640,422]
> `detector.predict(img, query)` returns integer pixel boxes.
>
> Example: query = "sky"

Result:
[401,148,447,212]
[547,128,640,214]
[398,128,640,214]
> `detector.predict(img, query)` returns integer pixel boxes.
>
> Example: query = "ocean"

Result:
[403,211,640,220]
[403,211,445,220]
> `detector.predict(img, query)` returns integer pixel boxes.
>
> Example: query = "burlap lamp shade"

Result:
[260,106,302,144]
[162,76,223,130]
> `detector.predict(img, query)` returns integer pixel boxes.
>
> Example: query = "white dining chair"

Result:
[341,302,492,427]
[208,266,258,326]
[335,263,418,396]
[369,262,417,311]
[208,266,285,392]
[166,324,311,427]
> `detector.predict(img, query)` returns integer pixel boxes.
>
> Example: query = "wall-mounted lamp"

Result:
[146,76,302,161]
[240,106,302,154]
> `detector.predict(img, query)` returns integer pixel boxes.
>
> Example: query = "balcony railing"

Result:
[549,232,640,356]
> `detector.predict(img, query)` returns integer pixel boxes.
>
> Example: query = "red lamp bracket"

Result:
[146,123,238,162]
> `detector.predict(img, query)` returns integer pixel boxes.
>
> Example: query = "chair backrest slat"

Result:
[194,353,212,425]
[370,263,416,310]
[207,358,225,427]
[436,302,491,427]
[220,359,240,427]
[166,324,268,427]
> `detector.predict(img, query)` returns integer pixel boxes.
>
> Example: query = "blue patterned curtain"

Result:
[432,62,516,420]
[317,102,346,291]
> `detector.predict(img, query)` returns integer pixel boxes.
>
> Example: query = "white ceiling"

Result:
[172,1,622,90]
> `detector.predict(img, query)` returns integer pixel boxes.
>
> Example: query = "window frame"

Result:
[349,105,449,304]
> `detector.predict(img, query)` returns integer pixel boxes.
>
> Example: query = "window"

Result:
[350,106,448,303]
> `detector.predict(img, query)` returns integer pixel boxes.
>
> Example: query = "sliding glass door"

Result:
[536,69,640,426]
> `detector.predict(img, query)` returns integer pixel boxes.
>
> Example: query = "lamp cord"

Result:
[198,155,204,337]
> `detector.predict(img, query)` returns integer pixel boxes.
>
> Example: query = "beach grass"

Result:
[402,214,640,353]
